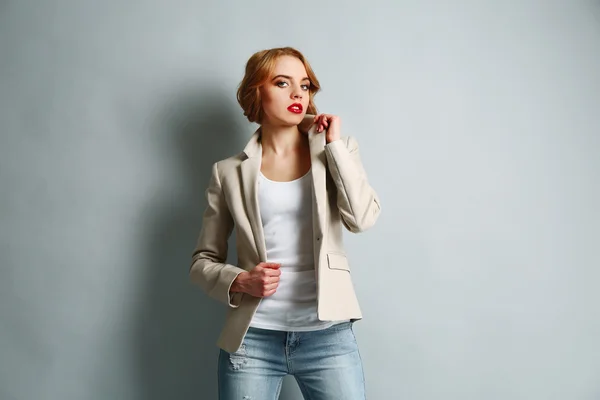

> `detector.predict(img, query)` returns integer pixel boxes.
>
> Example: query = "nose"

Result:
[291,84,303,100]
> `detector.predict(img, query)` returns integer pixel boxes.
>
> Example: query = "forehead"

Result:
[272,55,307,76]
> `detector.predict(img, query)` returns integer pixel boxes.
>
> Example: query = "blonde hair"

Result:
[236,47,321,124]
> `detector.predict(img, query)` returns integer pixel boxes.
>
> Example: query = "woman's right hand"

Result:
[230,262,281,297]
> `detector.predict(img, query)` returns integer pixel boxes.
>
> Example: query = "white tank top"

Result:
[248,167,345,331]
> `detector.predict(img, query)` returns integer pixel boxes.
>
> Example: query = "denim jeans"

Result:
[217,321,366,400]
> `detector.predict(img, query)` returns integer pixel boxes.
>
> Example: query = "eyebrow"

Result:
[272,74,310,82]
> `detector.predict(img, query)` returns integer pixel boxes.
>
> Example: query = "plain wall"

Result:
[1,1,599,399]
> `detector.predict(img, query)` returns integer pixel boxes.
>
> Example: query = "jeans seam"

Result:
[352,330,367,399]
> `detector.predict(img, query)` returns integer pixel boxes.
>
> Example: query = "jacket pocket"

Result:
[327,252,350,271]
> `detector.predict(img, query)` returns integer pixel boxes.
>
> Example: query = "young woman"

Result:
[190,46,381,400]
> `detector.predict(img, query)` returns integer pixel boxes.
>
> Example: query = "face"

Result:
[260,55,311,126]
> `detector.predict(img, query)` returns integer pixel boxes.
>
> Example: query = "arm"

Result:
[189,162,246,308]
[324,136,381,233]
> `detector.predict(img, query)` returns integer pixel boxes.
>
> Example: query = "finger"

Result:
[264,278,278,287]
[264,277,279,286]
[265,268,281,276]
[264,263,281,268]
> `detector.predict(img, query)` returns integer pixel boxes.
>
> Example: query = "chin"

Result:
[294,111,308,120]
[264,111,305,127]
[281,113,304,126]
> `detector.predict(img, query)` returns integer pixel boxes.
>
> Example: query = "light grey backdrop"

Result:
[1,1,599,399]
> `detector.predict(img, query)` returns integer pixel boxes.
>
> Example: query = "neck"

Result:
[259,121,306,156]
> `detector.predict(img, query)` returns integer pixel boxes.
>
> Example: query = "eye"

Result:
[301,84,310,91]
[276,81,289,88]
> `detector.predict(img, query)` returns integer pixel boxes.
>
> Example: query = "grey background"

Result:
[1,1,599,399]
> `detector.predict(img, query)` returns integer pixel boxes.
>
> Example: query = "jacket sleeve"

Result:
[324,136,382,233]
[189,162,246,308]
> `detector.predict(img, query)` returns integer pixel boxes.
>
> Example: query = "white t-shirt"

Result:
[248,167,347,331]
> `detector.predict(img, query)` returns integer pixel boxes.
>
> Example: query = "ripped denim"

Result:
[217,321,366,400]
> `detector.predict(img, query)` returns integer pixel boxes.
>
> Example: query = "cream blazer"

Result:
[190,114,381,353]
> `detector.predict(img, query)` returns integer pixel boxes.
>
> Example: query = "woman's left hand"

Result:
[313,113,341,144]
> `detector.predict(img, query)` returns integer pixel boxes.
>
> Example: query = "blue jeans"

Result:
[217,321,366,400]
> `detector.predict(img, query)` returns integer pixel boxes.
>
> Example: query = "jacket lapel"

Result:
[307,123,327,249]
[241,128,267,262]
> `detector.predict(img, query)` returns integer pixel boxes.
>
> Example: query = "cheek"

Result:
[261,97,276,116]
[262,89,285,112]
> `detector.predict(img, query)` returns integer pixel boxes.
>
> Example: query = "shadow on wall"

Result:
[131,84,308,400]
[132,86,243,399]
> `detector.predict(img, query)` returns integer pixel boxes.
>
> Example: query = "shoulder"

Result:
[209,152,244,183]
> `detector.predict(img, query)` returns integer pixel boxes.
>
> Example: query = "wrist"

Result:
[230,271,249,293]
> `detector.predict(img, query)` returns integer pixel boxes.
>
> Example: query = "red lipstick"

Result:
[287,103,303,114]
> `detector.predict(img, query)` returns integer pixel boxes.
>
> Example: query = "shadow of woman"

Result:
[132,86,246,399]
